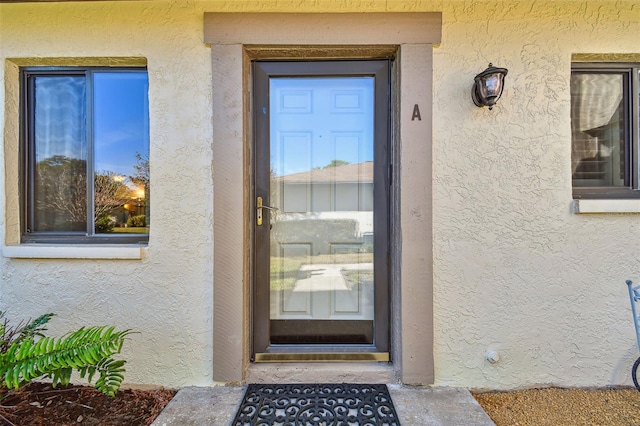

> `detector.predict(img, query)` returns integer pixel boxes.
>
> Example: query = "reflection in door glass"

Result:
[268,77,375,345]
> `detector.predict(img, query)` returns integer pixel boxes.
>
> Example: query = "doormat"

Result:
[232,383,401,425]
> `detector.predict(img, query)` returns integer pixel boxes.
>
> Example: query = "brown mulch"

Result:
[0,382,176,426]
[473,387,640,426]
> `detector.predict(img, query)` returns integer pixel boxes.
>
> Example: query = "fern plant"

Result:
[0,312,132,396]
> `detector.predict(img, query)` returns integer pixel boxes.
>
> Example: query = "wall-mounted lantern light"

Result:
[472,63,508,110]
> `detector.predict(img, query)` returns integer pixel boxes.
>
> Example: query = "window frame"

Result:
[20,66,150,244]
[571,62,640,199]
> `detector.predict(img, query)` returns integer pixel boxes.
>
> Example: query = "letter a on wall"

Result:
[412,104,422,121]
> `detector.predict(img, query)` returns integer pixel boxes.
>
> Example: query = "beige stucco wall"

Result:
[432,1,640,390]
[1,0,640,390]
[0,1,216,387]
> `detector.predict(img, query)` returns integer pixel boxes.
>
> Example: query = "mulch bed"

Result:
[0,382,176,426]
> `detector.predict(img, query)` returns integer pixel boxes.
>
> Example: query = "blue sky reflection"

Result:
[94,72,149,178]
[270,77,374,176]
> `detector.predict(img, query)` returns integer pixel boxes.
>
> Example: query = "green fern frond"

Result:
[0,326,132,395]
[0,312,55,354]
[77,358,126,396]
[16,313,55,343]
[93,358,127,397]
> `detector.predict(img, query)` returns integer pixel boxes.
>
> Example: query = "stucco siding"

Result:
[1,0,640,389]
[1,1,215,387]
[433,1,640,390]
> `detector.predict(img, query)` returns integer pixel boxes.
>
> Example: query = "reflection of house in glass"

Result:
[121,187,147,222]
[571,73,626,187]
[271,161,373,256]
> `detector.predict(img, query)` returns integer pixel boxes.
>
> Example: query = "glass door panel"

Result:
[253,60,390,358]
[269,77,375,345]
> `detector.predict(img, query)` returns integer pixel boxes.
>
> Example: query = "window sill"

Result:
[2,245,145,259]
[573,199,640,214]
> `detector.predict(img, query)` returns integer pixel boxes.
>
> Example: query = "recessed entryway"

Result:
[204,12,441,384]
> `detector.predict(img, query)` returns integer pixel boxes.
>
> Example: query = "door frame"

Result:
[205,12,440,384]
[251,60,391,359]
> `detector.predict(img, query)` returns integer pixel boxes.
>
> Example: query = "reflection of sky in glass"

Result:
[270,77,374,176]
[94,72,149,177]
[35,76,87,162]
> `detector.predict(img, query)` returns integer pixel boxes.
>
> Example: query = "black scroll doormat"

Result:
[232,383,401,426]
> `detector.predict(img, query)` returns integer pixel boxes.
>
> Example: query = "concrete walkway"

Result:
[151,385,495,425]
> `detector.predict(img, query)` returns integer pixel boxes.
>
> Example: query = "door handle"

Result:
[256,196,278,226]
